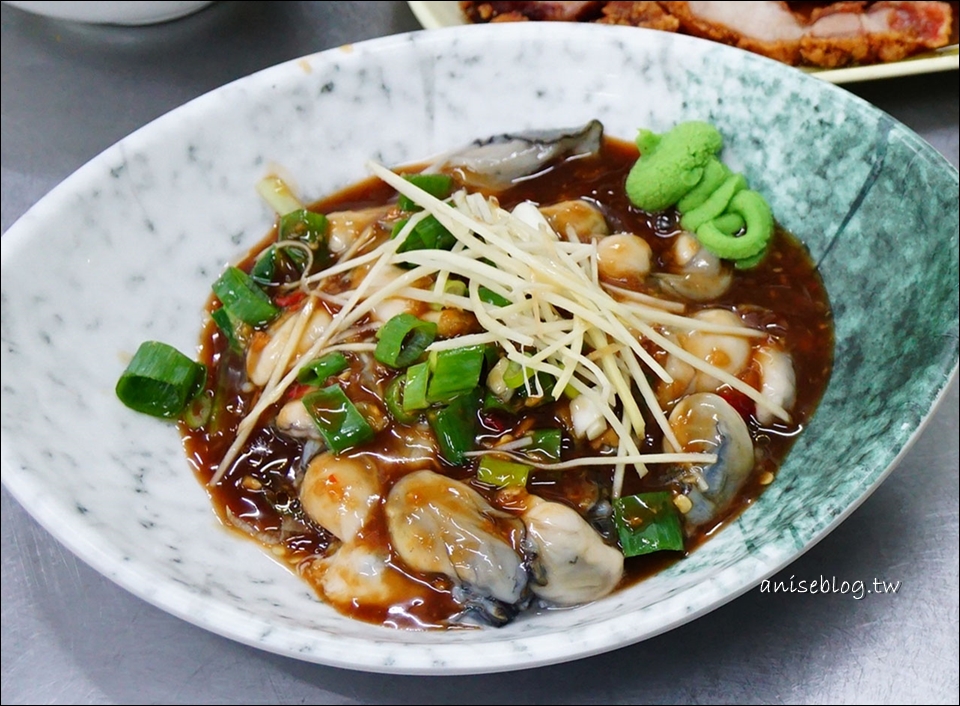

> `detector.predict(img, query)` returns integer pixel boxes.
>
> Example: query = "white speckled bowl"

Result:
[1,24,958,674]
[3,1,214,24]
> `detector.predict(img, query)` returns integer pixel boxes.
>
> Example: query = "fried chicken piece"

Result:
[598,1,681,30]
[660,1,805,64]
[490,11,530,22]
[459,1,953,68]
[801,1,954,66]
[659,1,953,67]
[460,1,604,23]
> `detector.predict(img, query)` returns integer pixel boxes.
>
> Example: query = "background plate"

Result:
[407,0,960,83]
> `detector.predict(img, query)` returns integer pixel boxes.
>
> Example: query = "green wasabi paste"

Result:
[624,121,774,268]
[625,122,722,213]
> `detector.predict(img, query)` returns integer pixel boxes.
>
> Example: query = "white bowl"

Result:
[3,1,213,25]
[1,23,957,674]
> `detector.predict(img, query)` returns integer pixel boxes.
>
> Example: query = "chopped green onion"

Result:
[613,491,685,557]
[252,210,331,286]
[408,215,457,251]
[280,209,332,270]
[249,245,279,286]
[256,175,303,215]
[390,218,410,239]
[397,174,454,211]
[485,356,514,402]
[182,391,213,429]
[491,358,555,407]
[402,362,431,412]
[482,390,515,413]
[428,391,480,465]
[478,285,511,307]
[416,216,456,250]
[394,215,457,257]
[427,345,486,403]
[502,358,533,389]
[302,385,375,453]
[482,343,500,368]
[205,349,243,434]
[477,456,531,488]
[297,352,349,386]
[525,372,557,405]
[374,313,438,368]
[279,209,329,245]
[444,279,467,297]
[250,244,312,287]
[526,429,562,460]
[116,341,207,419]
[212,267,280,327]
[431,279,468,310]
[385,376,420,423]
[211,306,245,353]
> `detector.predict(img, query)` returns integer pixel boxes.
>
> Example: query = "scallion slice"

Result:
[297,351,349,386]
[443,279,467,298]
[249,245,279,286]
[390,218,410,239]
[397,174,454,211]
[256,175,303,215]
[116,341,206,419]
[395,215,457,255]
[482,390,517,413]
[428,390,479,465]
[250,244,310,287]
[502,358,533,389]
[613,492,685,557]
[402,362,431,412]
[182,391,213,429]
[527,429,562,460]
[212,266,280,327]
[427,345,485,403]
[279,209,329,245]
[302,384,375,453]
[477,456,531,488]
[280,209,332,268]
[478,285,511,307]
[374,313,438,368]
[415,215,457,251]
[385,376,420,423]
[210,306,245,352]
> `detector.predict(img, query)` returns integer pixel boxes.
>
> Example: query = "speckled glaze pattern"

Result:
[1,24,957,674]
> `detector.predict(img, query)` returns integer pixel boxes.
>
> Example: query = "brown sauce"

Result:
[181,136,834,628]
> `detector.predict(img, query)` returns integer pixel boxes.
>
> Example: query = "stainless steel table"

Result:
[2,2,957,703]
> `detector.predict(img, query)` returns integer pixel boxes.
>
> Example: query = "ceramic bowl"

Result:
[2,1,213,24]
[1,23,957,674]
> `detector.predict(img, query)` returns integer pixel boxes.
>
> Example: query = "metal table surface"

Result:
[2,2,957,703]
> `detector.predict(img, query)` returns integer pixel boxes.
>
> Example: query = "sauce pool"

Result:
[181,136,833,628]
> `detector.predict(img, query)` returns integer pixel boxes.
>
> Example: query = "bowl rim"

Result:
[2,22,958,675]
